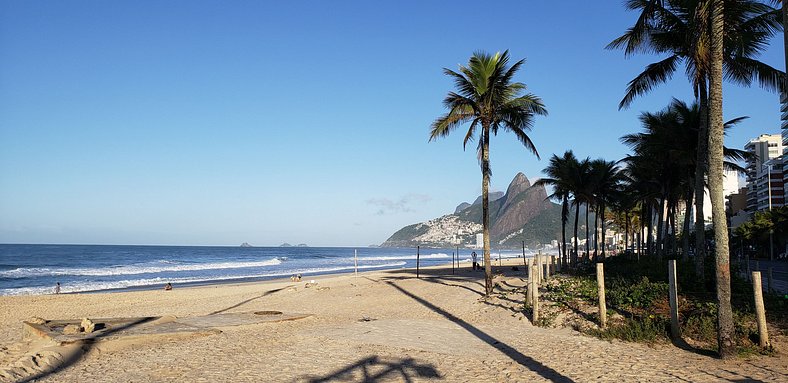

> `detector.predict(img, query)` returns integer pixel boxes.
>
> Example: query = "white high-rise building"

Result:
[745,134,784,211]
[702,169,744,223]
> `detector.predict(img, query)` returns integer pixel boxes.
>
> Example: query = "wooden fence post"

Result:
[668,260,681,341]
[531,264,539,324]
[597,263,607,328]
[752,271,769,348]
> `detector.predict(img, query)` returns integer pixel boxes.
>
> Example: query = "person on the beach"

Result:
[54,282,61,294]
[164,283,173,291]
[471,252,478,270]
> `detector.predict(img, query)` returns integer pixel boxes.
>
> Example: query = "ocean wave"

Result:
[353,253,451,261]
[0,258,283,278]
[0,261,407,296]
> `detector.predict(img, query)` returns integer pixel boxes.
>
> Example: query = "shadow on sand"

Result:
[384,281,574,383]
[304,355,441,382]
[16,317,157,383]
[208,286,290,315]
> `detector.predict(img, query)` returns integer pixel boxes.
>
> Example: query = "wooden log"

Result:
[668,260,681,341]
[751,272,769,348]
[597,263,607,328]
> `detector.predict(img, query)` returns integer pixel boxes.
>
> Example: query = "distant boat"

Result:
[240,242,252,248]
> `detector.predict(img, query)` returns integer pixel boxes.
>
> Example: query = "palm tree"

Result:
[588,159,622,260]
[535,151,578,268]
[609,0,783,282]
[572,158,591,265]
[621,99,749,259]
[708,0,734,358]
[430,51,547,295]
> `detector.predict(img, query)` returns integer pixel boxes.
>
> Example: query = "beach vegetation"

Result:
[430,50,547,295]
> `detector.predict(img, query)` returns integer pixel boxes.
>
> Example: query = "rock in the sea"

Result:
[28,317,47,325]
[80,318,96,333]
[62,324,82,335]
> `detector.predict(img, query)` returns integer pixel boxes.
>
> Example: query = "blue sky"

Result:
[0,1,783,246]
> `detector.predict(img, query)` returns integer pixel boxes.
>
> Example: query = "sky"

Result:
[0,1,784,247]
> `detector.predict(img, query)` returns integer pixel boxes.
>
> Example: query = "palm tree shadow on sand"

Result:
[383,281,574,383]
[303,356,441,382]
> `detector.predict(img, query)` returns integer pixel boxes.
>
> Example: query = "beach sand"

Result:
[1,259,786,382]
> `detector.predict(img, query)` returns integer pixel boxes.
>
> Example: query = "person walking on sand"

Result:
[54,282,61,294]
[471,251,478,270]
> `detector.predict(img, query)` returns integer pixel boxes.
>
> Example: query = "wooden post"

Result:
[416,246,420,278]
[668,260,681,341]
[536,251,542,285]
[767,267,773,293]
[746,256,751,281]
[544,258,550,281]
[526,258,532,280]
[597,263,607,328]
[752,271,770,347]
[531,264,539,323]
[354,249,358,275]
[555,252,561,273]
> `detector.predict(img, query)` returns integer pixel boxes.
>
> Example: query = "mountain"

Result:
[382,172,569,248]
[454,191,504,213]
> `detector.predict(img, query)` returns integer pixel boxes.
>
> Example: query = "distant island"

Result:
[280,243,309,247]
[240,242,252,248]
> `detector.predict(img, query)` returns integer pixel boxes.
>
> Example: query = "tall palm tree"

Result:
[588,159,623,260]
[430,51,547,295]
[572,158,591,265]
[535,151,578,268]
[609,0,783,281]
[708,0,735,359]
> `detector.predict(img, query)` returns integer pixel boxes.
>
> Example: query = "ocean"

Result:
[0,244,532,296]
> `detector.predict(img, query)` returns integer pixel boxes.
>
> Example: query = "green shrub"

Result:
[589,316,668,343]
[607,276,668,311]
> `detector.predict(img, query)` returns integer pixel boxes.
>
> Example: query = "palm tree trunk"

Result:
[585,203,590,262]
[670,201,678,256]
[594,205,599,260]
[601,202,607,259]
[625,211,630,253]
[656,197,665,258]
[562,197,569,268]
[709,0,734,358]
[683,187,694,258]
[573,202,580,267]
[481,128,493,296]
[647,204,654,256]
[695,79,709,283]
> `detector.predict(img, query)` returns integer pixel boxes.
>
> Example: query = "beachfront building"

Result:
[754,158,785,211]
[700,169,744,226]
[744,134,784,212]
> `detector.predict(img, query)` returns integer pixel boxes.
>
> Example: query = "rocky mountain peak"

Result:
[506,172,531,197]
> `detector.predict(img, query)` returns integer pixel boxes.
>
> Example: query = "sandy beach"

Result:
[1,259,786,382]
